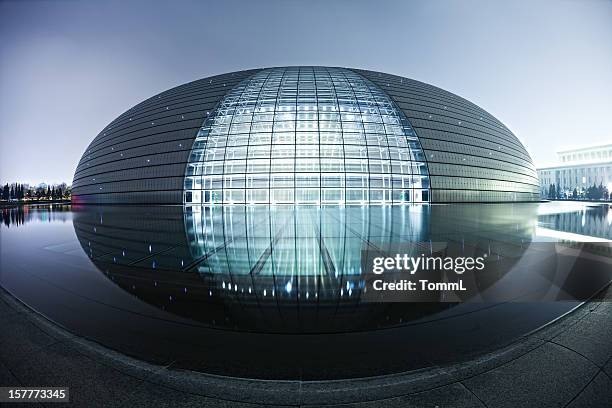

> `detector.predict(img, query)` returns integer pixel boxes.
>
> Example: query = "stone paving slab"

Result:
[566,371,612,408]
[298,366,455,405]
[591,300,612,317]
[306,383,485,408]
[604,357,612,379]
[127,380,295,408]
[8,341,145,408]
[463,342,598,408]
[0,313,59,370]
[144,367,302,406]
[440,336,545,382]
[529,304,590,341]
[552,309,612,366]
[0,294,22,318]
[0,360,20,387]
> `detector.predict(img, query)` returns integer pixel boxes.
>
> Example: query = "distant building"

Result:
[537,143,612,198]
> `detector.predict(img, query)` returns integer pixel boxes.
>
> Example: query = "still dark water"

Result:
[1,202,611,380]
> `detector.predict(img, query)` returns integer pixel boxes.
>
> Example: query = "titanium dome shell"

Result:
[72,67,539,204]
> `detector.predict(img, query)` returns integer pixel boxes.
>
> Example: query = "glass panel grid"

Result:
[184,67,430,205]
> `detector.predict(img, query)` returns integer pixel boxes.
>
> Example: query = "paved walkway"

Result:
[1,285,611,407]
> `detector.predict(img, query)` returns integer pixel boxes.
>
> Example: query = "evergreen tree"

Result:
[551,184,556,200]
[586,183,596,200]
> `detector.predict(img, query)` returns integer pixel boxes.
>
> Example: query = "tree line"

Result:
[546,182,610,201]
[1,183,71,201]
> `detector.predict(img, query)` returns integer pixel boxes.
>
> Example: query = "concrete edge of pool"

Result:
[1,285,611,407]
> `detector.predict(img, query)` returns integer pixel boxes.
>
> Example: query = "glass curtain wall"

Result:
[184,67,430,205]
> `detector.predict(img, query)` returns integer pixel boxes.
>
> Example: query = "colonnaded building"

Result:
[537,144,612,198]
[72,67,540,204]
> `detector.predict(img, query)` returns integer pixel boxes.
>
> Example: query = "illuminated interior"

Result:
[183,67,430,205]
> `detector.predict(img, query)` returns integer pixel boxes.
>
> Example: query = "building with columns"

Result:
[537,143,612,198]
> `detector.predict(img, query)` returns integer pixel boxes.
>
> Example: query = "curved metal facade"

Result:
[72,67,539,204]
[356,69,540,202]
[72,69,259,204]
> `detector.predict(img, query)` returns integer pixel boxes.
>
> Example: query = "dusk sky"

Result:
[1,0,611,185]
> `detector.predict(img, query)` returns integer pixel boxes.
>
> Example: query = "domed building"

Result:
[72,67,539,204]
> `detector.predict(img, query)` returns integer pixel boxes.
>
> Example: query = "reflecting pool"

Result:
[1,202,611,379]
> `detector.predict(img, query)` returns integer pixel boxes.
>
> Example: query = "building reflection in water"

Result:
[184,205,429,292]
[183,204,537,300]
[0,204,71,227]
[66,203,568,333]
[539,204,612,240]
[3,202,610,379]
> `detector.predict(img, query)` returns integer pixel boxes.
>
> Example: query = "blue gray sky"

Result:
[1,0,611,185]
